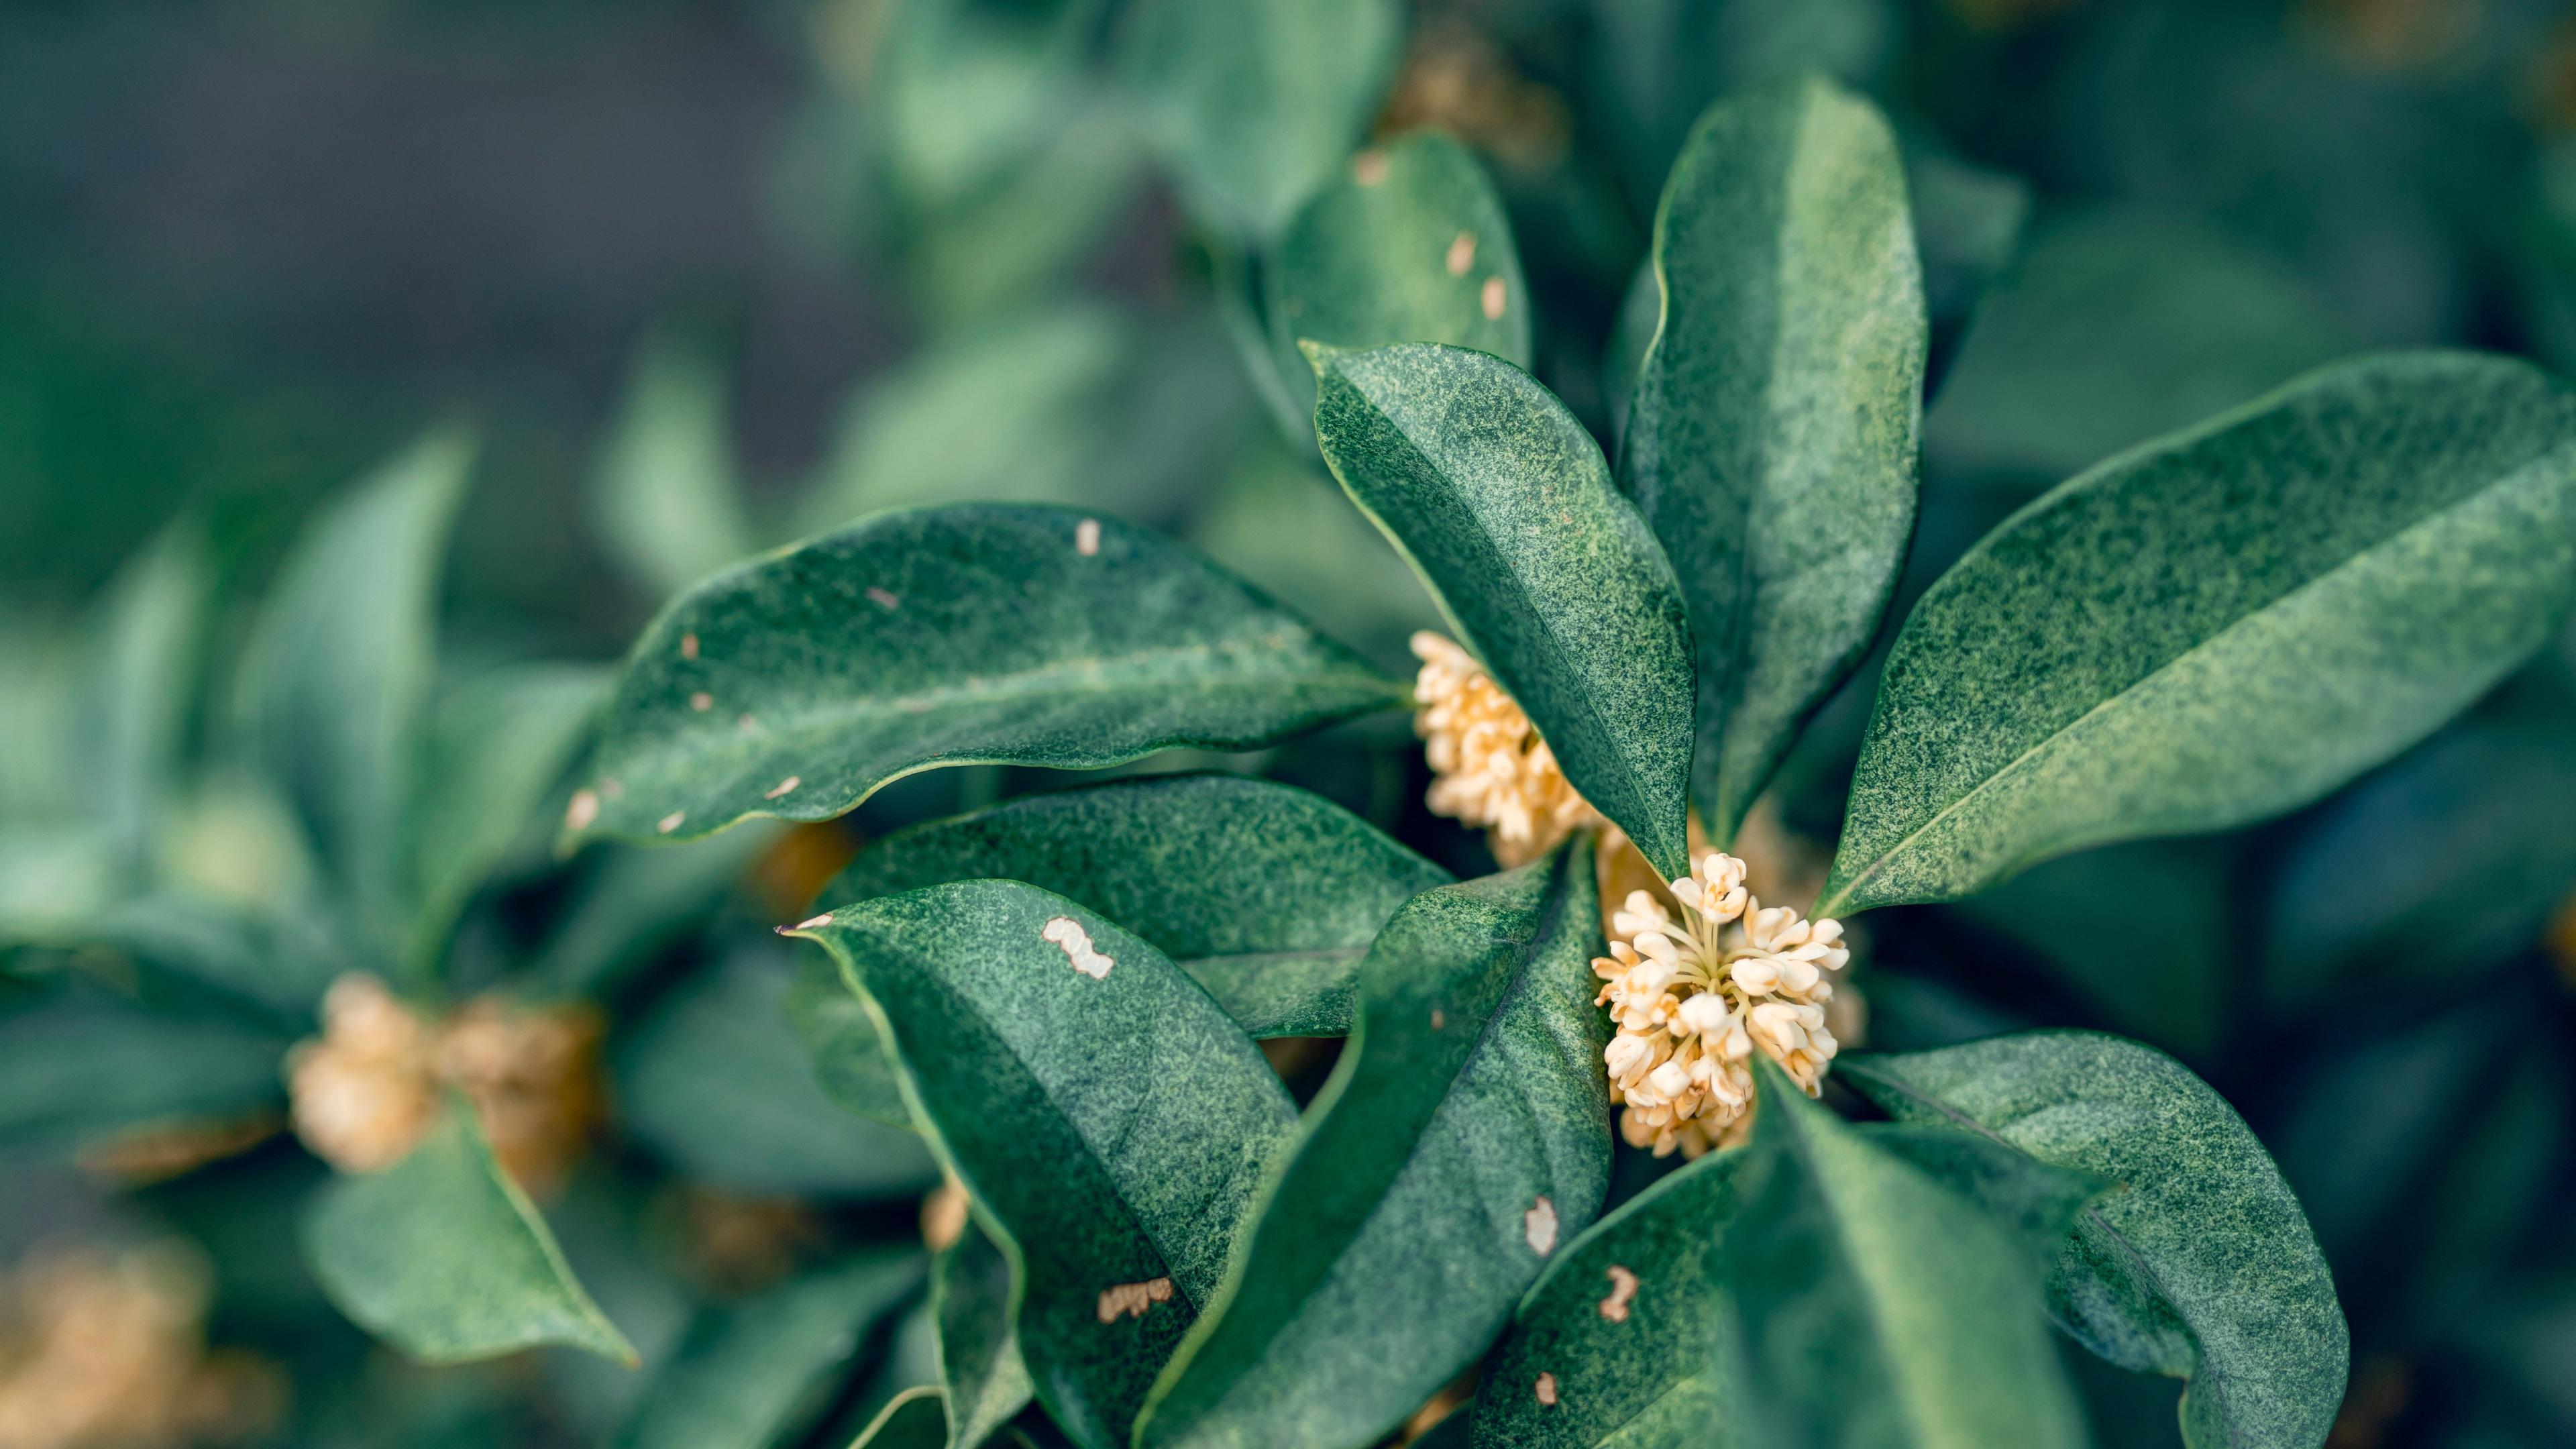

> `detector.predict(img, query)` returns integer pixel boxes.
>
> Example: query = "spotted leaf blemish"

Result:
[1097,1277,1173,1323]
[1481,275,1507,320]
[680,632,699,659]
[689,692,712,712]
[764,775,801,799]
[865,586,900,610]
[1534,1373,1558,1407]
[1599,1265,1638,1322]
[657,810,686,835]
[564,789,598,831]
[1352,150,1388,185]
[1523,1195,1558,1255]
[1446,231,1476,276]
[1075,518,1102,556]
[1041,916,1114,980]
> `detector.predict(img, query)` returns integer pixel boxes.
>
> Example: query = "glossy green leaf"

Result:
[1726,1057,2085,1449]
[1843,1032,2348,1449]
[1470,1148,1748,1449]
[593,339,759,602]
[407,663,606,977]
[851,1387,950,1449]
[576,504,1404,847]
[1311,343,1696,875]
[935,1214,1034,1449]
[234,434,467,950]
[1925,213,2351,488]
[1824,352,2576,914]
[792,882,1300,1449]
[1856,1124,2108,1284]
[823,775,1452,1038]
[0,989,286,1148]
[1621,75,1925,845]
[1264,131,1532,423]
[1116,0,1401,240]
[304,1100,633,1365]
[613,946,937,1198]
[786,953,910,1128]
[613,1250,926,1449]
[1138,844,1610,1449]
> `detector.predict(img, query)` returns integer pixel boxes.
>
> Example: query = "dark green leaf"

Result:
[1857,1123,2108,1283]
[851,1387,950,1449]
[1116,0,1401,239]
[1726,1056,2085,1448]
[1311,343,1696,875]
[76,893,343,1023]
[407,663,606,977]
[235,434,468,951]
[528,830,773,999]
[613,1250,926,1449]
[1925,212,2352,489]
[1138,844,1610,1449]
[793,882,1300,1449]
[304,1100,633,1364]
[823,775,1452,1038]
[1265,131,1532,423]
[1844,1032,2348,1449]
[1621,75,1925,843]
[613,945,937,1197]
[1825,352,2576,914]
[593,339,759,602]
[936,1214,1034,1449]
[576,504,1403,846]
[786,953,911,1128]
[0,990,286,1148]
[1470,1149,1748,1449]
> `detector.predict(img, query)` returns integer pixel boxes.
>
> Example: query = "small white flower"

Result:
[1410,633,1602,865]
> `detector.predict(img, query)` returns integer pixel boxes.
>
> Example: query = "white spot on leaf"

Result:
[1352,150,1388,185]
[764,775,801,799]
[1041,917,1114,980]
[866,586,900,610]
[1446,231,1476,276]
[1429,1006,1445,1030]
[680,632,699,659]
[1096,1277,1173,1323]
[564,790,598,831]
[794,914,832,930]
[1481,276,1507,321]
[1534,1373,1558,1407]
[1599,1265,1639,1323]
[1075,518,1102,556]
[657,811,686,835]
[1523,1195,1558,1255]
[689,692,712,712]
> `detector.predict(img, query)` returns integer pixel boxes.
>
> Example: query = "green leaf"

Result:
[851,1387,950,1449]
[528,830,773,999]
[1925,212,2351,488]
[407,663,606,978]
[1843,1032,2349,1449]
[1264,131,1532,424]
[0,989,286,1149]
[935,1214,1035,1449]
[235,433,468,952]
[786,953,911,1128]
[793,882,1300,1449]
[613,1250,926,1449]
[1724,1057,2085,1449]
[822,775,1452,1038]
[1311,343,1697,875]
[576,504,1403,846]
[1856,1124,2108,1285]
[612,946,938,1198]
[1823,352,2576,914]
[592,339,759,602]
[1621,75,1925,845]
[74,893,343,1023]
[1470,1149,1748,1449]
[1116,0,1401,239]
[68,524,208,860]
[1138,843,1610,1449]
[304,1100,633,1365]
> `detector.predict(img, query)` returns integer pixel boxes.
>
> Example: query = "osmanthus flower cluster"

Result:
[0,1242,282,1449]
[1595,853,1847,1157]
[286,973,602,1192]
[1407,631,1599,866]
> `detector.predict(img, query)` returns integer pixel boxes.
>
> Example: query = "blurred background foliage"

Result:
[9,0,2576,1446]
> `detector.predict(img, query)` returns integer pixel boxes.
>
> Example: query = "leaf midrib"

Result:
[1824,456,2555,913]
